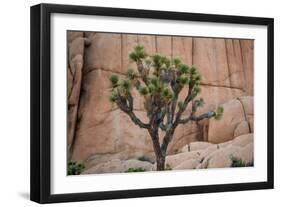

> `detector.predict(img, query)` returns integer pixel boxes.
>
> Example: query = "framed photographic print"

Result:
[30,3,274,203]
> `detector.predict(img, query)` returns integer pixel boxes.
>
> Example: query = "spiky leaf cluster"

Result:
[129,45,147,62]
[109,74,119,88]
[126,68,135,80]
[214,106,224,120]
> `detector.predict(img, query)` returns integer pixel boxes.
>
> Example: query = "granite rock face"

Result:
[81,134,254,174]
[82,159,154,174]
[67,32,87,157]
[207,97,253,144]
[67,32,254,162]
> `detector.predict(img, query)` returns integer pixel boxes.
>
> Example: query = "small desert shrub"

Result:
[231,157,246,167]
[125,167,146,173]
[231,156,254,167]
[68,160,85,175]
[165,164,172,171]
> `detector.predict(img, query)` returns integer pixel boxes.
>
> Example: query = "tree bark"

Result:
[156,155,165,171]
[148,128,166,171]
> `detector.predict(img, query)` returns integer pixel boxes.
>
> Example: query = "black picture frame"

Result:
[30,3,274,204]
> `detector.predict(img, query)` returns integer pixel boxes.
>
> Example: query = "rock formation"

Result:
[67,32,254,169]
[82,134,254,174]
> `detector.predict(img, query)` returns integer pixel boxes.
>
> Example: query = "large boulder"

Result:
[196,134,254,169]
[231,133,253,147]
[180,141,214,153]
[173,158,199,170]
[208,97,253,144]
[232,142,254,164]
[234,121,250,137]
[165,151,201,168]
[82,159,153,174]
[67,32,86,156]
[206,145,241,168]
[238,96,254,132]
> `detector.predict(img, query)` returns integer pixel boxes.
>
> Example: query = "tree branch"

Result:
[116,94,150,129]
[137,61,148,85]
[161,86,194,153]
[127,110,150,128]
[179,111,215,124]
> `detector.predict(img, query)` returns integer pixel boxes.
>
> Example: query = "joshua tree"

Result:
[109,45,224,171]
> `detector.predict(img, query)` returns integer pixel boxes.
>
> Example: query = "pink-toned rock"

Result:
[68,31,83,43]
[207,150,233,168]
[206,145,241,168]
[71,110,153,160]
[240,40,254,95]
[234,121,250,137]
[238,96,253,115]
[198,134,253,169]
[138,35,156,55]
[208,99,246,143]
[84,151,155,170]
[189,142,213,151]
[67,32,86,155]
[167,122,202,154]
[82,159,153,174]
[121,34,138,71]
[156,36,172,57]
[231,133,253,147]
[198,145,219,161]
[195,86,244,116]
[233,142,254,164]
[193,38,230,87]
[218,140,233,149]
[238,96,254,132]
[180,144,190,153]
[173,158,199,170]
[172,36,192,65]
[225,39,246,89]
[84,33,122,74]
[69,37,85,62]
[165,151,201,168]
[68,55,83,105]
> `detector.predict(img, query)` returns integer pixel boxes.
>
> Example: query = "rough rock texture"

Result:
[165,151,201,168]
[196,134,253,169]
[67,32,88,157]
[185,141,213,152]
[82,159,153,174]
[173,158,199,170]
[82,134,253,174]
[208,96,253,144]
[67,32,254,162]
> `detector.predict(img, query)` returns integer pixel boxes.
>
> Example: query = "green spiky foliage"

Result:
[129,45,147,62]
[108,45,223,171]
[109,74,119,88]
[230,156,253,167]
[215,106,224,120]
[126,68,136,80]
[67,160,85,175]
[125,167,146,173]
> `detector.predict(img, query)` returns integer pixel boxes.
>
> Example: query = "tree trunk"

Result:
[148,128,166,171]
[156,155,165,171]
